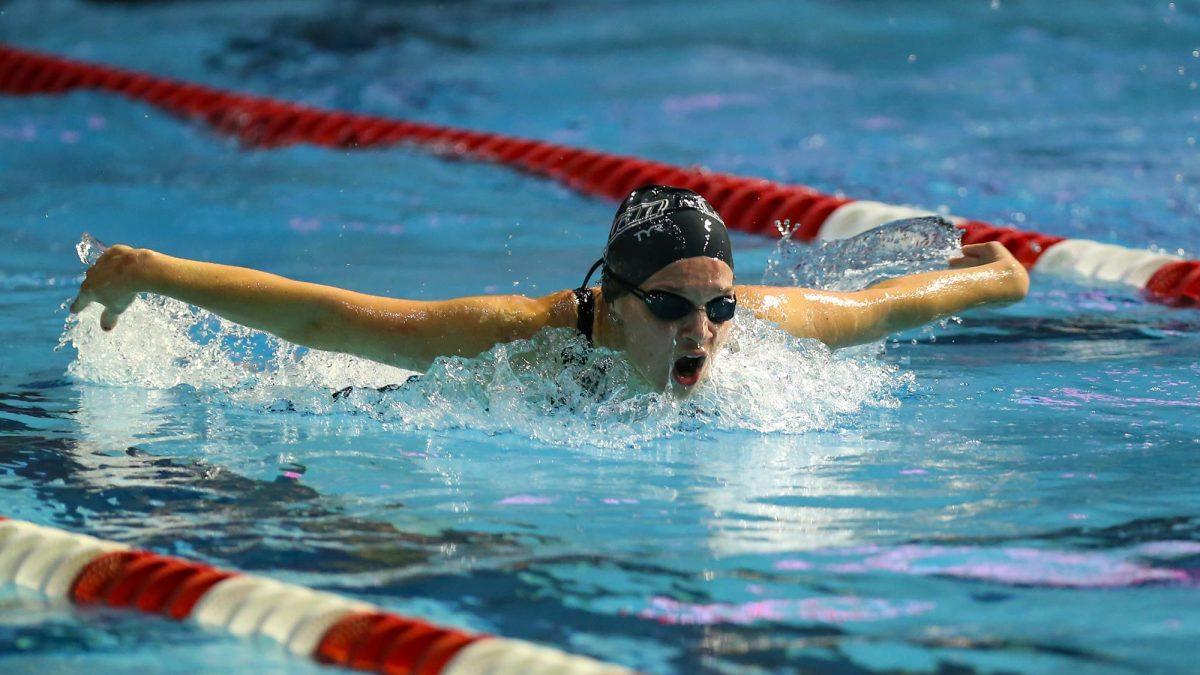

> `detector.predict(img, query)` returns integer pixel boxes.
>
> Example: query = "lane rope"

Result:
[1,40,1194,671]
[0,516,634,674]
[1,43,1196,307]
[4,42,1195,305]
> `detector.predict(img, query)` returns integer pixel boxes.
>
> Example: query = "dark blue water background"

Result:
[2,1,1199,672]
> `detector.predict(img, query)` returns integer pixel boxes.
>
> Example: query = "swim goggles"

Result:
[580,259,737,324]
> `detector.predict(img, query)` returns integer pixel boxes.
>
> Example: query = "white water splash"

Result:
[61,299,907,447]
[60,296,411,392]
[76,232,108,266]
[59,222,965,447]
[764,216,962,291]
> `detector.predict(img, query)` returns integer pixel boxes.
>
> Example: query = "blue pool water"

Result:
[2,1,1200,672]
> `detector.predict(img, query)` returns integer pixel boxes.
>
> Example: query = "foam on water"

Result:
[60,297,410,392]
[61,300,907,447]
[58,223,968,447]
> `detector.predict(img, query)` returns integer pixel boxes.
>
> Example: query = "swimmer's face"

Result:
[609,257,735,396]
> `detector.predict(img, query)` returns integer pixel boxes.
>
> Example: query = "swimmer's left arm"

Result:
[739,242,1029,348]
[69,245,578,371]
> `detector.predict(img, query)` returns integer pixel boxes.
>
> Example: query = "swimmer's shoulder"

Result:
[528,287,607,341]
[532,289,582,330]
[735,284,814,313]
[735,284,826,339]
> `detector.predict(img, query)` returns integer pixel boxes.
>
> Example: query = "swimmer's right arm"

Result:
[70,246,578,370]
[739,241,1030,348]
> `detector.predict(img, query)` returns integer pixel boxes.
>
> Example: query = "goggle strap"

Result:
[577,258,605,292]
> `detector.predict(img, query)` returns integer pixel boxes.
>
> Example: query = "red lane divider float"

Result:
[0,42,1195,306]
[0,517,633,674]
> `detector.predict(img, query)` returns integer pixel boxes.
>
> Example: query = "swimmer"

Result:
[69,185,1029,395]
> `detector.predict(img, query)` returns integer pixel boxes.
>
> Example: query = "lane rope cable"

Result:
[0,43,1196,307]
[0,516,634,675]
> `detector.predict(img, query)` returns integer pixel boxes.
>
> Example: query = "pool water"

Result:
[2,1,1199,673]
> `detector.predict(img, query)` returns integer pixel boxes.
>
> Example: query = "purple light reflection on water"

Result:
[1057,388,1200,409]
[1135,541,1200,557]
[497,494,556,505]
[660,92,761,114]
[776,545,1190,588]
[638,596,934,626]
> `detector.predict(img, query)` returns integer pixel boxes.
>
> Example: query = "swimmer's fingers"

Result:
[947,254,974,269]
[69,289,92,314]
[70,263,108,314]
[71,270,132,330]
[70,265,101,314]
[70,244,142,324]
[68,288,130,331]
[100,307,121,331]
[949,242,1006,268]
[948,245,986,268]
[98,294,133,331]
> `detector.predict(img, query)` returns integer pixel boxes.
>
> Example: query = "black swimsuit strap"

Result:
[573,287,595,344]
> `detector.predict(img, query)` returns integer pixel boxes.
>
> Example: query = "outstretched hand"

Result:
[69,244,150,331]
[949,241,1016,269]
[948,241,1030,302]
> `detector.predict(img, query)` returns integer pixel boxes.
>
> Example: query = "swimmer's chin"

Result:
[668,380,703,398]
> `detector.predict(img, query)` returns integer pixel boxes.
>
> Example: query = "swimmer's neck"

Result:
[590,288,621,352]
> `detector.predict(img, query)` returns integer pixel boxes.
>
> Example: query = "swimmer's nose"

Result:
[676,307,714,346]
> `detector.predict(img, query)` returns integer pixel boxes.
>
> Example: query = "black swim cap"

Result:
[578,185,734,296]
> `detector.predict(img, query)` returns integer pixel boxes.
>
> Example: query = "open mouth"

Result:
[671,354,706,387]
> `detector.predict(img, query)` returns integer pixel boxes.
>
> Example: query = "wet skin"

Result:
[71,242,1028,395]
[593,257,734,396]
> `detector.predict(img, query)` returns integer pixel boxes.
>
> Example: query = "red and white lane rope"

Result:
[0,43,1196,306]
[0,517,633,674]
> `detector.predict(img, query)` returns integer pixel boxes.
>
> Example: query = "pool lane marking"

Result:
[819,200,1191,293]
[0,517,634,675]
[0,41,1195,306]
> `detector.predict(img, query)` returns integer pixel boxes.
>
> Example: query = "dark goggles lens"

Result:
[599,264,737,324]
[642,291,737,323]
